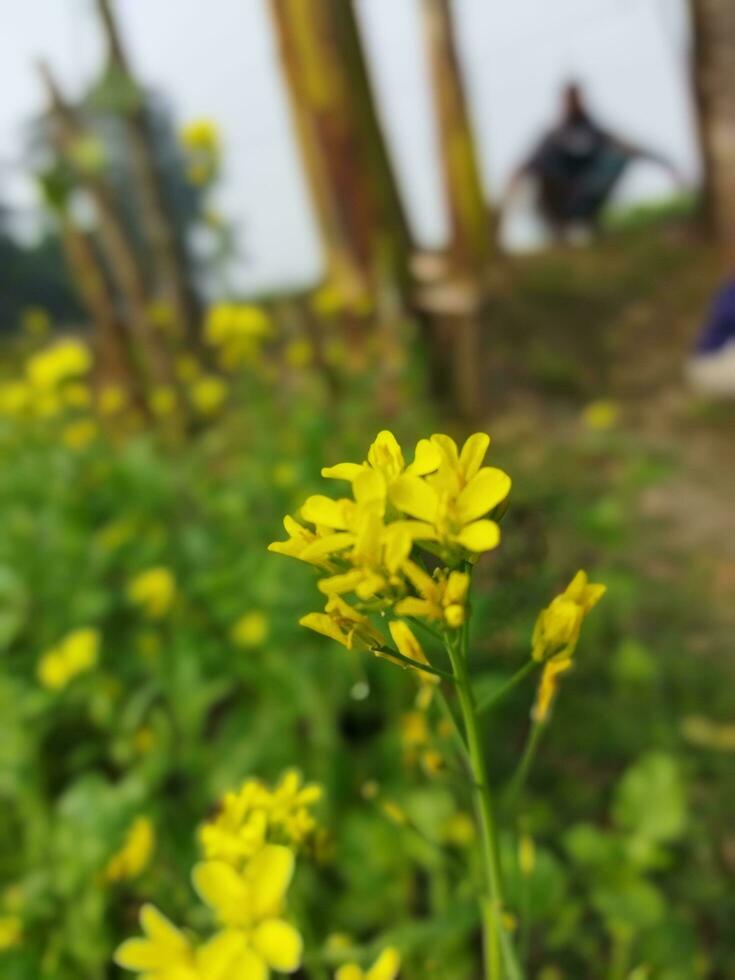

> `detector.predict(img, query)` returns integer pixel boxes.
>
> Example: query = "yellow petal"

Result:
[459,433,490,481]
[321,463,365,482]
[383,526,412,573]
[251,918,303,972]
[114,938,165,971]
[191,862,251,927]
[300,495,351,529]
[367,430,404,475]
[389,621,425,663]
[140,904,190,956]
[456,468,511,524]
[336,966,364,980]
[197,928,251,979]
[431,433,459,466]
[368,947,402,980]
[247,844,295,920]
[402,560,439,600]
[317,570,365,596]
[407,438,441,476]
[299,532,355,563]
[353,469,386,507]
[299,613,349,648]
[393,597,439,620]
[389,475,439,523]
[455,520,500,552]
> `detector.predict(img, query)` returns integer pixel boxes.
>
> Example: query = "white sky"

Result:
[1,0,699,293]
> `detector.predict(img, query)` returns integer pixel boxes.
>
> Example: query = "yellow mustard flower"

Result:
[181,119,220,153]
[531,571,606,664]
[37,627,100,691]
[192,847,302,976]
[300,595,384,652]
[105,817,156,883]
[190,375,227,416]
[231,611,269,648]
[394,562,469,629]
[531,571,605,722]
[582,399,619,432]
[321,429,440,500]
[114,904,199,979]
[127,567,177,619]
[26,339,91,389]
[389,433,510,554]
[0,915,22,951]
[443,811,475,847]
[268,515,322,564]
[519,834,536,877]
[61,418,98,451]
[200,771,322,865]
[336,947,401,980]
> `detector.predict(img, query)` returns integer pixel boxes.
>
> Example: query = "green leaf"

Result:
[613,752,687,843]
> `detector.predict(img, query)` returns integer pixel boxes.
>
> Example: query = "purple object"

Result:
[696,280,735,354]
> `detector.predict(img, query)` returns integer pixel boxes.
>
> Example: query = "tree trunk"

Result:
[268,0,412,314]
[690,0,735,267]
[94,0,201,342]
[39,61,176,390]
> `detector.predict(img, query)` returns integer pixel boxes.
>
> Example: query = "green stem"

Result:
[448,631,524,980]
[372,644,456,682]
[506,721,545,812]
[476,660,538,716]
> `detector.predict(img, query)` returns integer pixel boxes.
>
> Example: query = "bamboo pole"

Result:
[39,61,175,389]
[689,0,735,269]
[94,0,201,341]
[419,0,491,418]
[268,0,412,313]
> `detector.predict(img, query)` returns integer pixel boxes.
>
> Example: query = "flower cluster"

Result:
[115,774,312,980]
[199,770,323,865]
[36,627,100,691]
[204,303,273,371]
[531,571,606,722]
[269,430,510,679]
[0,339,91,421]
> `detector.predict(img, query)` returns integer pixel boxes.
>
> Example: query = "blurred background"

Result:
[1,1,734,978]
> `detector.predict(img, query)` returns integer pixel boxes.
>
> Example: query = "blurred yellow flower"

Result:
[582,399,619,432]
[284,338,314,369]
[114,904,197,979]
[442,811,475,847]
[231,611,269,648]
[134,726,156,755]
[61,418,98,451]
[176,355,202,383]
[190,375,227,416]
[149,386,177,419]
[531,571,606,664]
[519,833,536,877]
[128,567,177,619]
[336,947,401,980]
[181,119,219,153]
[273,462,297,488]
[106,817,156,883]
[0,381,30,417]
[192,847,302,975]
[26,339,91,389]
[0,915,22,951]
[681,715,735,752]
[62,382,91,408]
[98,384,127,416]
[21,306,51,338]
[531,571,605,722]
[37,627,100,691]
[147,300,176,333]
